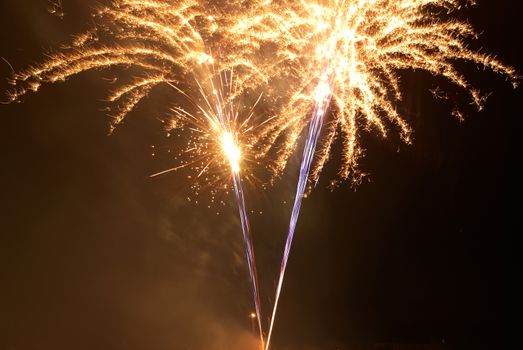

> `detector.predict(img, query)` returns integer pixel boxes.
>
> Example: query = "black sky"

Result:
[0,1,521,350]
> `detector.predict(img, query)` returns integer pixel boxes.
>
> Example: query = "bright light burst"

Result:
[151,67,266,347]
[226,0,518,185]
[6,0,217,131]
[4,1,518,349]
[222,131,242,173]
[151,68,262,197]
[6,0,517,183]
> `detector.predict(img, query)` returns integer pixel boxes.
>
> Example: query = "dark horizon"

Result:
[1,1,521,349]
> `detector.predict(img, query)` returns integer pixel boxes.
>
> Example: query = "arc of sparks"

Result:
[226,0,518,186]
[4,2,519,349]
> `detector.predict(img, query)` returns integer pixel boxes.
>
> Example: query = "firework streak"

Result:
[265,69,334,349]
[208,73,265,347]
[162,70,266,345]
[4,1,519,349]
[232,170,265,349]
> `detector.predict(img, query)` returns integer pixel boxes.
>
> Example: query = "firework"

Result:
[227,0,517,184]
[4,0,518,195]
[152,67,266,346]
[228,1,518,349]
[152,70,263,198]
[5,1,266,344]
[266,73,334,349]
[6,0,217,131]
[5,1,518,349]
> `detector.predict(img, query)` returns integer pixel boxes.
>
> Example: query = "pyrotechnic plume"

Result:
[4,1,518,349]
[224,1,518,349]
[226,0,518,185]
[6,0,220,131]
[5,1,266,344]
[151,66,265,346]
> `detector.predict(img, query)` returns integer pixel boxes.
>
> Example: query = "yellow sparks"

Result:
[6,0,517,187]
[151,64,262,197]
[3,2,518,348]
[222,131,242,173]
[6,0,215,130]
[224,0,518,186]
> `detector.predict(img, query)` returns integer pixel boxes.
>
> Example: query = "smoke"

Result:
[126,193,262,350]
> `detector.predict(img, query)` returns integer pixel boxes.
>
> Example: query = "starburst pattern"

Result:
[4,1,518,349]
[155,66,266,346]
[7,0,517,186]
[225,0,518,187]
[152,67,263,198]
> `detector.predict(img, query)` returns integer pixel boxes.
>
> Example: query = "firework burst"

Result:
[223,1,518,348]
[5,1,267,344]
[226,0,518,186]
[4,1,518,349]
[6,0,217,131]
[152,68,263,199]
[152,66,266,347]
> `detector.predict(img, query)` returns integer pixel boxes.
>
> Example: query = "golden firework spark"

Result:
[153,65,265,347]
[7,0,515,186]
[5,2,266,341]
[4,2,518,348]
[151,67,263,197]
[6,0,218,131]
[225,0,518,187]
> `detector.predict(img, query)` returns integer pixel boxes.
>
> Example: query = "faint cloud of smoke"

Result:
[140,193,258,349]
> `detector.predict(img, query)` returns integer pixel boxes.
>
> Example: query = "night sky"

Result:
[0,1,521,350]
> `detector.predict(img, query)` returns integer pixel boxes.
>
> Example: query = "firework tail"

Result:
[232,170,265,348]
[214,70,264,347]
[164,68,266,346]
[265,75,333,350]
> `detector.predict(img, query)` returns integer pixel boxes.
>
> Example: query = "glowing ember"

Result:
[222,131,242,173]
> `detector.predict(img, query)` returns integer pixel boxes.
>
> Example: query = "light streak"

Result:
[154,67,266,348]
[243,1,518,349]
[266,72,334,349]
[199,71,265,349]
[4,2,518,349]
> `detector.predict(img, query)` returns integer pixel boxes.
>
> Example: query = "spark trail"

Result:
[245,1,519,348]
[207,73,265,349]
[266,72,334,350]
[5,1,267,342]
[153,69,266,347]
[4,1,518,348]
[232,169,265,349]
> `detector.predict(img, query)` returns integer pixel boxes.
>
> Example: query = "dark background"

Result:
[0,1,521,349]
